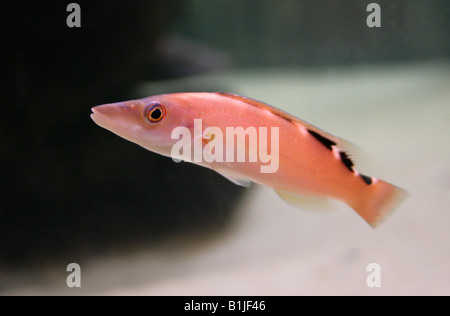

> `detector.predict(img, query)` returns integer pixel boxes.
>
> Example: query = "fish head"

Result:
[91,94,202,157]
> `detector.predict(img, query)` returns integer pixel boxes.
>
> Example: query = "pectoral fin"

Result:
[216,170,252,188]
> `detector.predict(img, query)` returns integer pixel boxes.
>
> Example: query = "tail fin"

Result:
[351,179,408,227]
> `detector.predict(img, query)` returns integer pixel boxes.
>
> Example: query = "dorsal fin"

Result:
[215,92,364,165]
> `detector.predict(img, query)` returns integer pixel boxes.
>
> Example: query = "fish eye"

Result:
[145,102,166,123]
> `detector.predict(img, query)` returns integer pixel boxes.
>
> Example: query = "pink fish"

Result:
[91,92,407,227]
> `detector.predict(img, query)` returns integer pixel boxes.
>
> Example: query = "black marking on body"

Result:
[360,174,373,185]
[339,151,354,172]
[307,129,336,151]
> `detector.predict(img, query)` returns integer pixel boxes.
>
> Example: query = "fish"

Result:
[91,92,407,227]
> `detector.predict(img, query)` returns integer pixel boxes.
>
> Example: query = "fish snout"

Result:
[90,103,128,128]
[90,101,146,137]
[91,102,141,116]
[92,102,120,114]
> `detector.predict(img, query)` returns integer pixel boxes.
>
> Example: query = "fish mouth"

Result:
[90,104,120,131]
[90,106,106,127]
[90,103,143,144]
[90,106,98,119]
[91,103,111,116]
[91,102,122,123]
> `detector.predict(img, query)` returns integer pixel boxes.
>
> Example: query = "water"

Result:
[1,1,449,295]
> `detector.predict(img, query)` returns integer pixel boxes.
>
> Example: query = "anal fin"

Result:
[275,189,334,212]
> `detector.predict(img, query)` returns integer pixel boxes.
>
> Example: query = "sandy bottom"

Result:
[2,61,449,295]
